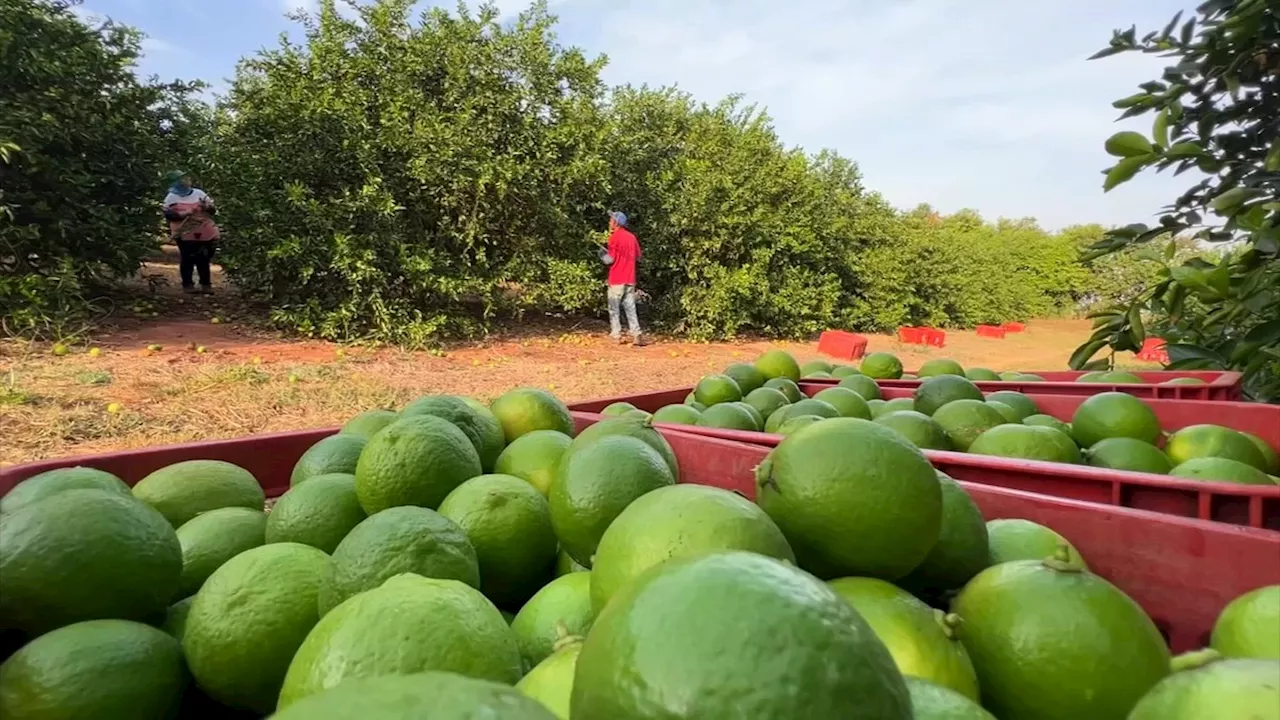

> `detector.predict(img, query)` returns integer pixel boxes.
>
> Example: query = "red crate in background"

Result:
[1137,338,1170,364]
[897,327,925,344]
[802,370,1243,400]
[1003,322,1026,332]
[816,330,868,360]
[922,328,947,347]
[976,324,1007,339]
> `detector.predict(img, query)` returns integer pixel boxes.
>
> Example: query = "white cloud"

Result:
[140,36,176,54]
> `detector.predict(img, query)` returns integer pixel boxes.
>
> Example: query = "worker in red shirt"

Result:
[600,211,649,346]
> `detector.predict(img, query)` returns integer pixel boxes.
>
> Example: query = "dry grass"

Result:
[0,316,1156,467]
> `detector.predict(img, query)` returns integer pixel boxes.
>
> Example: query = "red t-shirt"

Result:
[607,227,640,286]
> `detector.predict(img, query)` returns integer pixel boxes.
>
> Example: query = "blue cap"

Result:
[609,211,628,227]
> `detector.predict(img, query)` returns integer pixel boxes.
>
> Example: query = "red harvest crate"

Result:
[1137,338,1171,363]
[1003,322,1026,332]
[816,330,868,360]
[897,327,925,344]
[567,387,1280,530]
[976,324,1007,339]
[804,370,1244,401]
[2,424,1276,654]
[922,328,947,347]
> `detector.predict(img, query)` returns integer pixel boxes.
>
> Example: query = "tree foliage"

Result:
[1076,0,1280,400]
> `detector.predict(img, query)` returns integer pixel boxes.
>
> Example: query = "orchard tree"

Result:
[1073,0,1280,400]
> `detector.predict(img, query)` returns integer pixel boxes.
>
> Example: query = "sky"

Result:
[74,0,1198,230]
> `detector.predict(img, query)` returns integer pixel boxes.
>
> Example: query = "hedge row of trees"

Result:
[2,0,1143,344]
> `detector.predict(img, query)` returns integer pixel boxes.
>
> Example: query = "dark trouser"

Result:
[176,240,217,288]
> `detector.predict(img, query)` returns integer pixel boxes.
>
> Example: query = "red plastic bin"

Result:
[1002,322,1026,332]
[976,325,1007,339]
[897,327,925,344]
[3,424,1276,654]
[567,388,1280,530]
[816,330,868,361]
[922,328,947,347]
[804,370,1244,401]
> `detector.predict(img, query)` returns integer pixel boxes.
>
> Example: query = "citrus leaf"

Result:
[1165,142,1204,157]
[1103,156,1151,192]
[1152,109,1170,148]
[1105,131,1155,158]
[1069,338,1110,370]
[1166,343,1226,367]
[1127,304,1146,346]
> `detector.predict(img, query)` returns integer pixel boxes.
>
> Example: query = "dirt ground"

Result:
[1,253,1150,466]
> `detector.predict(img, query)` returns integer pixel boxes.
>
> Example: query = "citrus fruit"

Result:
[984,400,1021,424]
[318,506,479,614]
[984,391,1038,420]
[183,543,329,714]
[722,362,767,395]
[969,424,1083,464]
[931,400,1007,452]
[898,473,989,592]
[438,474,557,608]
[808,371,833,379]
[1076,371,1106,382]
[812,386,872,418]
[776,415,826,437]
[1170,457,1273,485]
[837,373,882,400]
[763,376,803,402]
[490,388,574,443]
[402,395,507,472]
[873,396,915,417]
[1212,585,1280,659]
[1127,650,1280,719]
[903,677,995,720]
[763,398,840,433]
[494,430,573,496]
[697,402,759,431]
[953,554,1170,719]
[757,418,941,579]
[730,401,765,429]
[339,409,399,440]
[0,489,181,634]
[602,402,636,417]
[1165,424,1269,471]
[1070,392,1162,448]
[693,374,742,406]
[827,577,978,700]
[555,549,589,575]
[1022,413,1075,442]
[754,349,801,382]
[1000,371,1025,380]
[1085,438,1172,474]
[354,415,482,513]
[901,373,919,379]
[265,473,367,553]
[279,573,522,708]
[271,672,556,719]
[0,619,187,720]
[549,435,675,566]
[176,507,267,599]
[831,365,861,378]
[964,368,1001,382]
[799,359,833,377]
[986,518,1087,568]
[160,596,192,642]
[562,417,679,481]
[914,375,983,415]
[290,434,367,486]
[517,639,580,719]
[510,572,594,669]
[1243,432,1280,474]
[874,410,952,450]
[132,460,265,528]
[743,386,790,421]
[1161,377,1207,385]
[1013,373,1044,381]
[0,467,130,515]
[918,359,965,377]
[572,551,911,719]
[589,484,794,614]
[860,352,904,379]
[650,404,701,425]
[1096,371,1145,383]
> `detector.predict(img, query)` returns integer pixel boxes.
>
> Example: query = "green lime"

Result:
[550,434,675,566]
[984,401,1021,424]
[931,400,1006,452]
[555,549,589,575]
[438,475,557,609]
[339,409,399,440]
[0,490,181,635]
[800,359,834,377]
[898,473,989,592]
[1096,371,1145,384]
[318,506,479,614]
[1076,371,1107,382]
[562,417,679,481]
[722,363,767,395]
[1085,438,1172,474]
[1161,377,1207,386]
[754,349,801,383]
[1128,651,1280,719]
[1165,424,1269,471]
[1071,392,1162,448]
[0,620,187,719]
[291,434,367,486]
[1211,585,1280,659]
[763,377,803,402]
[354,415,482,513]
[698,403,759,431]
[493,430,572,496]
[903,677,995,719]
[984,391,1038,420]
[402,395,507,472]
[133,460,265,528]
[1022,414,1075,443]
[986,518,1087,569]
[279,574,522,708]
[693,374,743,406]
[757,418,941,579]
[176,507,267,599]
[266,474,367,553]
[160,596,193,643]
[860,352,904,379]
[831,365,862,378]
[969,424,1083,464]
[743,387,791,422]
[489,388,574,443]
[572,552,910,718]
[0,467,130,514]
[813,386,872,419]
[651,404,701,425]
[808,370,832,379]
[510,572,594,670]
[964,368,1001,382]
[776,415,826,437]
[873,397,915,418]
[183,543,329,713]
[827,577,978,700]
[601,402,636,417]
[273,672,555,719]
[874,410,952,450]
[914,375,983,416]
[837,374,882,400]
[918,359,965,377]
[764,398,840,433]
[590,484,794,614]
[953,556,1170,719]
[1243,432,1280,474]
[517,640,579,719]
[730,401,765,429]
[1170,457,1274,485]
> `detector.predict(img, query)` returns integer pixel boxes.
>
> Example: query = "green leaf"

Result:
[1243,319,1280,346]
[1112,93,1150,109]
[1081,358,1112,372]
[1069,338,1111,370]
[1166,343,1226,367]
[1127,303,1146,346]
[1103,156,1151,192]
[1165,142,1204,157]
[1104,131,1155,158]
[1152,109,1170,148]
